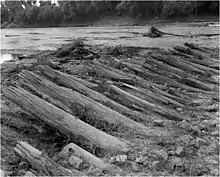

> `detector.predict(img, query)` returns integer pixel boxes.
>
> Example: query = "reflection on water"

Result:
[0,54,14,64]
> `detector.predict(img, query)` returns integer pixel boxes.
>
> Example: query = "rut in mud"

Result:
[1,40,219,176]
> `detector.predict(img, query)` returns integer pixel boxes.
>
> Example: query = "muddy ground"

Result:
[1,27,219,176]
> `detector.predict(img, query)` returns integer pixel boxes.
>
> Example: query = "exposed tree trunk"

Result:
[2,85,128,152]
[174,46,219,69]
[14,141,85,176]
[107,84,186,121]
[56,143,112,170]
[37,65,149,124]
[17,70,153,136]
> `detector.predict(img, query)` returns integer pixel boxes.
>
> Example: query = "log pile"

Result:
[1,40,219,176]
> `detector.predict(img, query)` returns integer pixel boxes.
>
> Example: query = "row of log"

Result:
[13,141,116,176]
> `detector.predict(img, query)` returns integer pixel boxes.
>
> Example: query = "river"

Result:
[0,24,219,63]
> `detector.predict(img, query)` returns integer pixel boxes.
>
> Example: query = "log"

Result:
[181,77,215,91]
[143,27,220,38]
[18,70,153,136]
[172,50,219,75]
[88,61,164,91]
[57,143,110,169]
[38,65,97,89]
[36,66,149,123]
[2,85,128,152]
[152,54,206,75]
[142,63,208,92]
[184,42,218,58]
[14,141,84,176]
[120,82,184,108]
[108,84,186,121]
[144,57,187,78]
[174,46,219,69]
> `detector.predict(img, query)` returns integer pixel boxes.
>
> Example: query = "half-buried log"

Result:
[14,141,84,176]
[2,86,128,152]
[17,70,157,136]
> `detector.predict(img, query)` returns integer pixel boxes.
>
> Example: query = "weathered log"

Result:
[184,43,218,57]
[36,66,149,124]
[89,61,165,91]
[142,63,209,93]
[152,54,206,75]
[144,57,187,78]
[120,82,184,108]
[143,27,220,38]
[2,85,128,152]
[38,65,97,89]
[174,46,219,69]
[108,84,185,121]
[14,141,84,176]
[57,143,110,169]
[18,70,154,136]
[181,77,215,91]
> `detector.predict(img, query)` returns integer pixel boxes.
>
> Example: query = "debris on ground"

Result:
[143,26,220,38]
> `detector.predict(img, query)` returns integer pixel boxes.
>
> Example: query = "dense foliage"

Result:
[1,0,219,28]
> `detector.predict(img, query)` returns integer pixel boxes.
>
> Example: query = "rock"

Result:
[121,147,130,154]
[205,156,219,165]
[170,157,183,170]
[18,161,29,171]
[115,155,127,163]
[168,150,175,156]
[135,156,147,164]
[109,157,116,163]
[152,161,161,170]
[210,130,219,137]
[154,149,168,161]
[24,171,36,177]
[195,138,207,147]
[153,120,164,127]
[175,146,185,156]
[131,162,140,172]
[68,155,83,169]
[179,120,188,129]
[7,155,21,165]
[127,153,135,161]
[0,170,5,177]
[177,135,192,144]
[190,126,201,135]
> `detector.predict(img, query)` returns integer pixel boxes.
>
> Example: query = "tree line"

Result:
[1,1,219,28]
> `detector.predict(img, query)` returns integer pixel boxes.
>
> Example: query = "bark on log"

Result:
[36,66,149,124]
[120,82,184,108]
[88,61,165,91]
[18,70,153,136]
[57,143,110,169]
[2,85,128,152]
[184,42,218,58]
[38,65,97,89]
[174,46,219,69]
[108,84,186,121]
[14,141,84,176]
[142,63,209,93]
[144,57,187,78]
[152,54,206,75]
